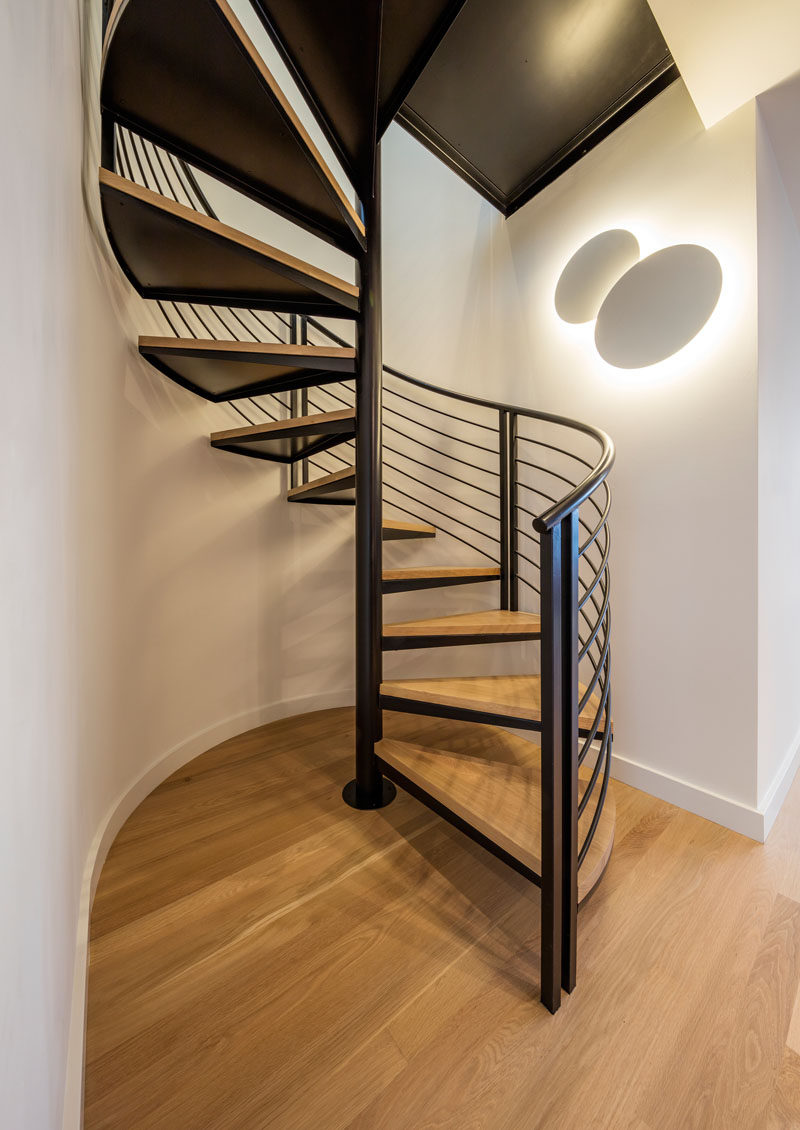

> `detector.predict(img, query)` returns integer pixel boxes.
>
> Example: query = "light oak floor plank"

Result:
[84,707,800,1130]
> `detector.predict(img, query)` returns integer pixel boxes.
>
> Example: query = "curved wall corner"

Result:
[62,689,354,1130]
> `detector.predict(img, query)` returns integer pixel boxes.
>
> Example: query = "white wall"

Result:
[383,124,526,402]
[381,81,764,825]
[502,83,760,813]
[755,103,800,813]
[1,7,81,1123]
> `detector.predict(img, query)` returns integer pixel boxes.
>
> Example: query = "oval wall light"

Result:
[554,229,641,324]
[594,244,723,369]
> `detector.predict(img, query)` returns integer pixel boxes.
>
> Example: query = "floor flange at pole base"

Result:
[342,779,397,810]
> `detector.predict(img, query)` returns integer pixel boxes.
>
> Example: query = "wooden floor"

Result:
[84,708,800,1129]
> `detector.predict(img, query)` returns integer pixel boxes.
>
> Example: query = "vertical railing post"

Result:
[560,510,580,992]
[299,315,309,487]
[101,111,116,172]
[499,411,518,611]
[539,520,564,1012]
[289,315,300,488]
[344,141,395,810]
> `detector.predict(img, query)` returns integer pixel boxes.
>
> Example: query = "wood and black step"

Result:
[382,519,436,541]
[102,0,365,253]
[210,409,354,463]
[382,610,541,651]
[382,566,501,593]
[287,465,355,505]
[99,170,359,316]
[139,337,356,402]
[380,673,610,736]
[376,736,615,903]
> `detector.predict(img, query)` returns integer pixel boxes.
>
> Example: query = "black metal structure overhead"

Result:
[398,0,678,214]
[102,0,366,253]
[249,0,469,195]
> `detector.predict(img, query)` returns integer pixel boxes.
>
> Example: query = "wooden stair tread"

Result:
[383,566,501,582]
[210,410,355,464]
[383,609,541,648]
[287,465,355,503]
[139,337,356,402]
[382,519,436,540]
[377,737,615,903]
[98,169,359,315]
[382,565,500,591]
[381,673,609,732]
[102,0,365,253]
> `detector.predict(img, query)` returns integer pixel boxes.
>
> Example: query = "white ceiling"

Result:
[646,0,800,127]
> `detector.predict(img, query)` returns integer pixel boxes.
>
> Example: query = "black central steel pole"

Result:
[344,142,395,810]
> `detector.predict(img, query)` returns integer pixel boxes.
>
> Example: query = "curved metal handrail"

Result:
[304,317,616,531]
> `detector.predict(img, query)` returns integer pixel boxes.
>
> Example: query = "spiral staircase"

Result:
[98,0,615,1013]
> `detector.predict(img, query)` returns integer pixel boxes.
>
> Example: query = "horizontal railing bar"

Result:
[382,457,500,522]
[579,717,612,817]
[579,632,611,713]
[382,426,501,476]
[384,385,500,432]
[578,672,611,765]
[578,720,612,865]
[382,404,499,454]
[382,492,501,563]
[579,620,609,668]
[579,585,611,661]
[305,316,350,347]
[383,481,501,546]
[515,457,579,491]
[516,547,541,572]
[578,541,611,610]
[383,444,499,499]
[579,490,612,556]
[515,440,593,471]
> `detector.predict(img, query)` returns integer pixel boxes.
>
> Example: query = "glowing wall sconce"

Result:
[555,229,640,324]
[556,232,723,368]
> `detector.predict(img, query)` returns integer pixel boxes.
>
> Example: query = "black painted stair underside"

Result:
[209,408,356,463]
[102,0,365,253]
[139,337,356,402]
[99,170,360,316]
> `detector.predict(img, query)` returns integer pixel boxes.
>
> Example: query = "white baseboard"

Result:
[611,730,800,844]
[62,690,353,1130]
[506,726,771,841]
[760,725,800,839]
[610,751,765,840]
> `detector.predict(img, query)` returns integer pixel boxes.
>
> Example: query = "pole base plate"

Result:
[342,778,397,810]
